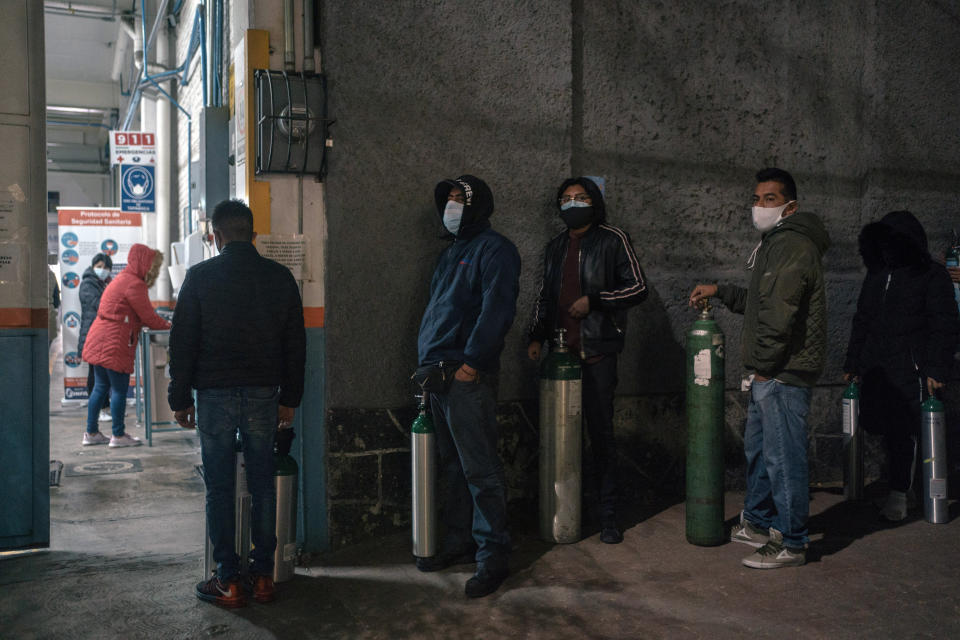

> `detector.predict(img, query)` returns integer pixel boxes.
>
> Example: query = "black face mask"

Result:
[559,206,593,229]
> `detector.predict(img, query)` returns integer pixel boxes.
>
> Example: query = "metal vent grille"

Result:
[254,71,330,178]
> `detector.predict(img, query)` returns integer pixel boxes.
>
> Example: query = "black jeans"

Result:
[582,354,619,524]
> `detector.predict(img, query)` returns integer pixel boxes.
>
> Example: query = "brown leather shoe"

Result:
[195,574,246,608]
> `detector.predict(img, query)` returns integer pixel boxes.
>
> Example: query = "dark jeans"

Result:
[86,365,129,436]
[582,355,619,525]
[886,431,918,493]
[197,386,278,579]
[430,378,510,568]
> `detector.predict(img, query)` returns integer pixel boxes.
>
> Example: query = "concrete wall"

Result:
[320,1,960,548]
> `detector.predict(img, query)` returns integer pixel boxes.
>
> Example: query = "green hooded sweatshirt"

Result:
[716,211,831,387]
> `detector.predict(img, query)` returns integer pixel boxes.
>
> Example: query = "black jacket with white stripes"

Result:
[528,221,648,357]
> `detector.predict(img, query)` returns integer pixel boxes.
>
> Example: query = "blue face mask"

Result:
[94,267,110,280]
[443,201,464,235]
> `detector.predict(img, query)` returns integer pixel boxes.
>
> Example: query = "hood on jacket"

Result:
[858,210,930,271]
[555,176,607,225]
[773,211,831,256]
[434,174,494,238]
[125,243,158,280]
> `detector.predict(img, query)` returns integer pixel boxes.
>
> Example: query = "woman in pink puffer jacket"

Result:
[81,244,171,447]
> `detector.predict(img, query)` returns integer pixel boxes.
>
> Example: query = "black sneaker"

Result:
[415,544,477,572]
[600,520,624,544]
[195,573,246,608]
[464,563,509,598]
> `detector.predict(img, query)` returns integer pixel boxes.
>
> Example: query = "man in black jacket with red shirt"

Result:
[528,177,648,544]
[168,199,305,607]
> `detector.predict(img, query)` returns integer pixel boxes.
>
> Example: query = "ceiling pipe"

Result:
[302,0,315,73]
[283,0,295,72]
[45,1,121,20]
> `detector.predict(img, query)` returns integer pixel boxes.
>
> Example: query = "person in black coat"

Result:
[843,211,959,521]
[78,253,113,426]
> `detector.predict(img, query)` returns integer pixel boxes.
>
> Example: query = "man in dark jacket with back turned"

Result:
[169,199,305,607]
[415,175,520,598]
[690,168,830,570]
[527,176,648,544]
[844,211,958,521]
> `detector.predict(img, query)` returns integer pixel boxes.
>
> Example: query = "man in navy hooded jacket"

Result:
[415,174,521,598]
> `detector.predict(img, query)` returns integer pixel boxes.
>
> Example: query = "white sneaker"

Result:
[98,409,112,423]
[82,432,110,446]
[109,434,142,448]
[742,529,806,569]
[730,511,770,548]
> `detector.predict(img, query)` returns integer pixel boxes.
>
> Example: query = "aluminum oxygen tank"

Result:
[842,381,864,501]
[202,431,251,578]
[411,396,437,557]
[539,328,582,544]
[273,428,299,582]
[234,432,252,574]
[685,303,725,546]
[921,394,948,523]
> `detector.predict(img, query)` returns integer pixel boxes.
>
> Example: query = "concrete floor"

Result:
[2,347,959,639]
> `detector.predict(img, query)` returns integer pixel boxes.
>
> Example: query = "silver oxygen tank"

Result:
[411,395,437,557]
[539,328,583,544]
[921,394,948,523]
[202,432,252,578]
[273,429,299,582]
[842,382,864,501]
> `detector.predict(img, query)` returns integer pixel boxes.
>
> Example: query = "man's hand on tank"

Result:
[688,284,718,308]
[948,267,960,284]
[175,406,196,429]
[278,405,295,429]
[928,377,944,396]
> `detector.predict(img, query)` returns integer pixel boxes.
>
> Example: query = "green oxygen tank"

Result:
[921,394,948,523]
[685,303,726,546]
[842,382,863,501]
[538,328,583,543]
[411,396,437,557]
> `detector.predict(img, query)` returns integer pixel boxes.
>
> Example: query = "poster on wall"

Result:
[57,207,143,401]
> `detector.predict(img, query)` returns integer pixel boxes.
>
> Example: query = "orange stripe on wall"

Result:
[304,307,324,328]
[151,300,176,309]
[0,308,48,329]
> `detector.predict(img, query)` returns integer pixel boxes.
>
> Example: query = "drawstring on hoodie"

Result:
[746,240,762,270]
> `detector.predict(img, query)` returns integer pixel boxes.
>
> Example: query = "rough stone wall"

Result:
[320,1,960,548]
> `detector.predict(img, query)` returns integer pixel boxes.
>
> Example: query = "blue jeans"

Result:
[743,379,811,549]
[86,365,130,437]
[430,378,510,569]
[197,386,278,579]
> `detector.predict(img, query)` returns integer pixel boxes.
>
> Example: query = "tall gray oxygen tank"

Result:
[411,395,437,557]
[539,328,583,544]
[273,429,299,582]
[842,381,863,501]
[202,432,251,578]
[921,394,948,523]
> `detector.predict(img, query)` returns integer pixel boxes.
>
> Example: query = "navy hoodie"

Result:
[417,175,521,372]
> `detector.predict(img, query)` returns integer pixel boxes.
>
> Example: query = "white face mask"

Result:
[94,267,110,280]
[751,201,795,233]
[443,200,464,235]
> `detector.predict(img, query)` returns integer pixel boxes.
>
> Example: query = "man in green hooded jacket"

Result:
[689,167,830,569]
